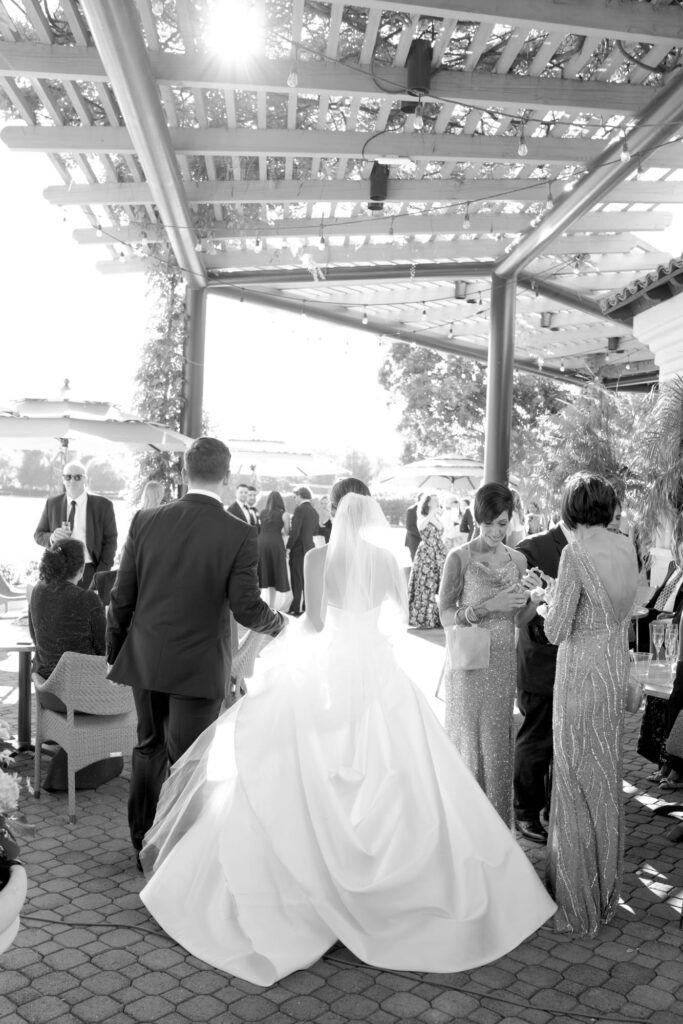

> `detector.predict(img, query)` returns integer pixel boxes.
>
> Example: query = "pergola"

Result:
[2,0,683,480]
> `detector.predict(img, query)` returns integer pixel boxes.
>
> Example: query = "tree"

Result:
[85,458,128,496]
[378,342,569,471]
[341,449,374,483]
[131,267,187,501]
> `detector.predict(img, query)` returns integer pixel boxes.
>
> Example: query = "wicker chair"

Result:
[0,573,26,614]
[33,652,137,822]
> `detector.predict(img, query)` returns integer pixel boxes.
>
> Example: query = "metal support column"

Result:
[182,286,206,439]
[484,274,516,484]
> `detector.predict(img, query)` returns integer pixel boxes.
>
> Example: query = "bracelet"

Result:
[465,605,479,625]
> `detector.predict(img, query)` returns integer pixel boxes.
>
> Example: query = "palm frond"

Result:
[632,375,683,551]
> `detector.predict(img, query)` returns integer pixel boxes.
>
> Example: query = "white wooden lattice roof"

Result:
[2,0,683,386]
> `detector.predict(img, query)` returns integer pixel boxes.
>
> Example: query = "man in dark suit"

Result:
[246,485,261,532]
[287,486,319,616]
[514,521,568,844]
[459,498,474,541]
[106,437,286,864]
[404,499,420,561]
[227,482,253,526]
[636,556,683,651]
[34,460,117,589]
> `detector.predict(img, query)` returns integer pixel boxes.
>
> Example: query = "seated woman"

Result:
[29,539,123,791]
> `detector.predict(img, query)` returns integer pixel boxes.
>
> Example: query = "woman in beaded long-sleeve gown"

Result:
[543,473,638,936]
[438,484,538,827]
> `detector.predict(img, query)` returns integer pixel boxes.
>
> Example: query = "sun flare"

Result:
[204,0,263,62]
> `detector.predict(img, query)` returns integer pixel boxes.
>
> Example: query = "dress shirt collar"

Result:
[186,487,224,503]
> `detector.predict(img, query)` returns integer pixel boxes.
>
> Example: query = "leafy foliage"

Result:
[131,267,187,502]
[631,376,683,550]
[378,342,568,471]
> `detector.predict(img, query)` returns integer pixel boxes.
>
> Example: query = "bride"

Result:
[139,479,556,986]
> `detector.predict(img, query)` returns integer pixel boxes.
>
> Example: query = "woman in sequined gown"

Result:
[543,473,638,936]
[438,484,543,826]
[408,493,447,628]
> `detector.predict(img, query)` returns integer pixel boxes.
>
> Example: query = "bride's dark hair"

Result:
[330,477,370,512]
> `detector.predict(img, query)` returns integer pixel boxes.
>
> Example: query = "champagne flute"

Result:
[651,622,666,663]
[665,624,679,667]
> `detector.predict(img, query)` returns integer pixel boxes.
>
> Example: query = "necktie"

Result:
[68,500,77,533]
[654,567,683,611]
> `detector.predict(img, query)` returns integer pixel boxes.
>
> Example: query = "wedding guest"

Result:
[513,513,569,844]
[29,539,122,791]
[227,483,253,527]
[638,516,683,787]
[139,490,555,985]
[506,489,526,547]
[287,487,319,616]
[438,483,537,825]
[34,460,117,589]
[258,490,291,610]
[458,497,474,541]
[408,493,447,628]
[440,494,461,550]
[544,473,638,935]
[404,496,421,561]
[316,495,332,544]
[106,437,286,869]
[525,502,544,536]
[247,486,260,531]
[140,481,165,511]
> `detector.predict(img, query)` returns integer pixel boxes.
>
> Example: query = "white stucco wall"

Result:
[633,292,683,382]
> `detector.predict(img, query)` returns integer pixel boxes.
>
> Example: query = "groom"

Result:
[106,437,286,865]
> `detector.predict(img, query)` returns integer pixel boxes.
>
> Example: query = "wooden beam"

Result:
[44,178,683,207]
[355,0,683,46]
[7,123,668,168]
[0,42,656,116]
[70,209,672,244]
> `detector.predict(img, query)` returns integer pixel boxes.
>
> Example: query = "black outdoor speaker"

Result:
[369,162,389,209]
[400,38,433,114]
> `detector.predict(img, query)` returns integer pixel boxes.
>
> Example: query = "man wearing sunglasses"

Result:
[34,460,118,589]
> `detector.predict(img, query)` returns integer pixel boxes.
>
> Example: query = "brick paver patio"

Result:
[1,630,682,1024]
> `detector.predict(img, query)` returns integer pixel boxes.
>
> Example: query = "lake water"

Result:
[0,495,133,576]
[0,495,413,577]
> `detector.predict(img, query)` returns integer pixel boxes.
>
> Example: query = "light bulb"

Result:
[194,240,205,253]
[448,323,453,340]
[96,223,103,238]
[625,359,631,370]
[118,251,125,263]
[287,66,298,88]
[517,128,528,158]
[545,183,554,210]
[537,356,544,368]
[463,203,471,230]
[414,104,424,130]
[422,303,427,319]
[560,360,565,373]
[620,140,630,163]
[362,308,368,326]
[254,237,262,253]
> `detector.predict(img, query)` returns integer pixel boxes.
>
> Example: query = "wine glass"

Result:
[651,622,666,663]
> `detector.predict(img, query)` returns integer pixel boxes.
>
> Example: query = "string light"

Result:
[545,182,554,210]
[317,230,325,250]
[560,359,565,372]
[620,139,631,163]
[254,237,262,253]
[625,358,631,370]
[537,355,544,368]
[362,307,368,325]
[517,126,528,158]
[118,250,125,262]
[422,302,427,319]
[95,223,103,237]
[413,103,424,131]
[194,239,205,253]
[448,323,454,339]
[287,55,298,88]
[463,203,471,230]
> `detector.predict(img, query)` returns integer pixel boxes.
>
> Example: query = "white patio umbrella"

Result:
[378,456,486,493]
[0,411,192,454]
[228,440,345,480]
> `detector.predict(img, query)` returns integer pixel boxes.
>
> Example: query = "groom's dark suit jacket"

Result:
[516,524,568,697]
[637,559,683,650]
[106,493,283,701]
[34,492,117,571]
[287,501,319,555]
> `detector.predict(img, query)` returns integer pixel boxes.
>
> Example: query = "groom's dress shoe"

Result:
[516,819,548,844]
